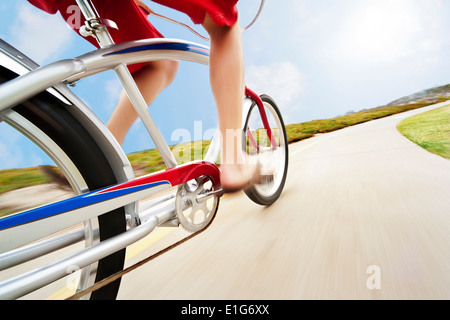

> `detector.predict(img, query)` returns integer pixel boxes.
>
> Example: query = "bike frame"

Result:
[0,0,276,299]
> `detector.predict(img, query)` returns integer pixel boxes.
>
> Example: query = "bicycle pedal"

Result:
[196,189,224,203]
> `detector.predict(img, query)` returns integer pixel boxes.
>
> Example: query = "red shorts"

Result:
[28,0,239,72]
[152,0,239,27]
[29,0,164,73]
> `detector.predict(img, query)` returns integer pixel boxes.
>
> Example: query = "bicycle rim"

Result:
[243,94,289,205]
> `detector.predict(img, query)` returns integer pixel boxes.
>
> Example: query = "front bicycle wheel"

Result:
[0,65,126,299]
[243,94,289,206]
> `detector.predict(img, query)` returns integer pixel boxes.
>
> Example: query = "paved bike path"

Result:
[118,102,450,299]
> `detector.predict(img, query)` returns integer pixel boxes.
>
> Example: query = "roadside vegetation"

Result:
[397,104,450,160]
[285,96,450,143]
[1,97,449,195]
[0,167,51,195]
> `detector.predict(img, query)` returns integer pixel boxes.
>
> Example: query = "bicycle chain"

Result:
[66,211,217,300]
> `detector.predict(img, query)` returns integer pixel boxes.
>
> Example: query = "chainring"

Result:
[175,176,220,232]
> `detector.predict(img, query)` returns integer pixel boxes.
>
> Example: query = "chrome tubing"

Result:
[0,38,209,112]
[0,59,85,112]
[75,0,98,21]
[114,64,178,168]
[0,207,173,300]
[0,228,85,271]
[0,188,178,274]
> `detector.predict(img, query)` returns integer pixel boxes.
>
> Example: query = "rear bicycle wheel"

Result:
[0,66,126,299]
[243,94,289,206]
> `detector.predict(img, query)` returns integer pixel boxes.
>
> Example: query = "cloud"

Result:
[246,61,306,124]
[306,0,450,111]
[331,0,448,65]
[9,4,73,64]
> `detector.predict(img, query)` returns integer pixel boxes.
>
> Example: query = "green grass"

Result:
[285,98,450,143]
[397,104,450,160]
[1,97,449,195]
[0,167,51,194]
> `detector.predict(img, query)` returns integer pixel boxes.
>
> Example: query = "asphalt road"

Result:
[117,102,450,300]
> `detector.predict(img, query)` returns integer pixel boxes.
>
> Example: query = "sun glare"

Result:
[335,1,422,63]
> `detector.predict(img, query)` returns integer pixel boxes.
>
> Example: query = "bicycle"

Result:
[0,0,288,300]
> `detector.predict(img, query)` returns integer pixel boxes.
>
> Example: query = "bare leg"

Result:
[107,60,178,145]
[202,14,258,190]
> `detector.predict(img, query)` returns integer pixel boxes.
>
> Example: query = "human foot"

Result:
[220,162,260,193]
[220,158,273,194]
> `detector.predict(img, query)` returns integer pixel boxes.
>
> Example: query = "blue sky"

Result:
[1,0,450,169]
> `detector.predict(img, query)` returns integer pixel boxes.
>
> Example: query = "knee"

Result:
[160,60,179,84]
[156,60,179,85]
[140,60,178,86]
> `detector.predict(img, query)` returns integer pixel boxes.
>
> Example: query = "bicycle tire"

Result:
[243,94,289,206]
[0,65,126,300]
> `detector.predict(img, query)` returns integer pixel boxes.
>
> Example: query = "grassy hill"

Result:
[386,84,450,107]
